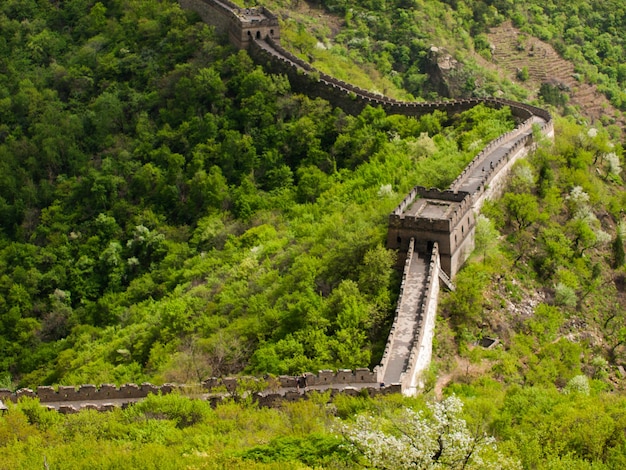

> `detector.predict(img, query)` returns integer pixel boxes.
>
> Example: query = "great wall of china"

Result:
[0,0,554,413]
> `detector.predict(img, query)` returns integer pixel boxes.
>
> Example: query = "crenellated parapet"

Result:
[0,383,177,405]
[250,36,552,125]
[203,368,379,392]
[0,368,393,413]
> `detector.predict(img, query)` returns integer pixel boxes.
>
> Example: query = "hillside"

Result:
[1,0,626,468]
[486,21,624,129]
[0,0,521,388]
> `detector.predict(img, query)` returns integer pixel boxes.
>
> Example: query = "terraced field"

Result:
[487,21,623,127]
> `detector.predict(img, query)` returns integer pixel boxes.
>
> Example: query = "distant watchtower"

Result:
[179,0,280,49]
[231,6,280,48]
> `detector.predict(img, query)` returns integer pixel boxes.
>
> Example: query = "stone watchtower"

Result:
[231,6,280,48]
[387,187,475,278]
[179,0,280,49]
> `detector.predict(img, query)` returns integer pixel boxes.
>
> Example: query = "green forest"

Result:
[1,0,626,468]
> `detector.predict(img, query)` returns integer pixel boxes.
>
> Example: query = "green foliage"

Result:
[126,393,213,429]
[539,82,569,107]
[441,263,491,330]
[553,282,577,308]
[503,193,539,230]
[0,0,514,385]
[525,304,563,344]
[239,434,350,466]
[516,66,529,82]
[1,387,626,468]
[0,2,625,468]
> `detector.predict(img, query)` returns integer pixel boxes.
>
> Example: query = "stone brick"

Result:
[58,405,79,414]
[335,369,354,383]
[140,383,159,395]
[222,377,238,393]
[354,368,376,383]
[98,384,118,399]
[342,387,359,397]
[36,386,58,402]
[119,383,142,398]
[202,377,220,390]
[76,384,97,399]
[316,370,335,384]
[284,391,302,401]
[58,385,79,401]
[16,388,36,399]
[208,396,224,408]
[278,375,297,388]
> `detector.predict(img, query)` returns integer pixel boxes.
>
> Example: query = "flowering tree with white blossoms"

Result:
[338,395,519,469]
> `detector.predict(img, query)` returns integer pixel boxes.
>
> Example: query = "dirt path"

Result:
[434,355,493,400]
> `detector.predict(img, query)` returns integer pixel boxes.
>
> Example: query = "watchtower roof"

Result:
[405,198,460,220]
[238,7,268,23]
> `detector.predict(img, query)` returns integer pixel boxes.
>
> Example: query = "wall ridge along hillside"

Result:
[2,1,554,412]
[0,371,400,413]
[243,10,552,393]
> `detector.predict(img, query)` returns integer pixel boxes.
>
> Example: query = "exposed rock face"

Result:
[423,46,468,98]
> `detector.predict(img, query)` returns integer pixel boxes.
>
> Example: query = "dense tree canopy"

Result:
[0,0,517,387]
[1,0,626,469]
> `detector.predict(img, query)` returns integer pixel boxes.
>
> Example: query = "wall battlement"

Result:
[0,383,176,404]
[0,369,395,413]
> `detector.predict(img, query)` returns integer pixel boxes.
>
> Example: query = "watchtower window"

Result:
[461,226,464,234]
[256,31,261,39]
[397,236,401,245]
[270,29,274,36]
[247,31,251,36]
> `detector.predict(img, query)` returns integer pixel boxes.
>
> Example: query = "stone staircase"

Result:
[381,248,428,386]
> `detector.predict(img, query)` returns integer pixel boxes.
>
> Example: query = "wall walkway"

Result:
[376,238,428,387]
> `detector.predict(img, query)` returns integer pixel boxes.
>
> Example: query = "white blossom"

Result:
[595,229,611,246]
[512,164,534,187]
[564,375,590,395]
[605,152,622,176]
[337,395,514,469]
[566,186,589,210]
[378,184,393,197]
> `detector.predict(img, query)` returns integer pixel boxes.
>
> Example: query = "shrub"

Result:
[126,393,213,429]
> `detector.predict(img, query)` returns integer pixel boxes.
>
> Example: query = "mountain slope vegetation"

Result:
[0,0,515,387]
[1,0,626,468]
